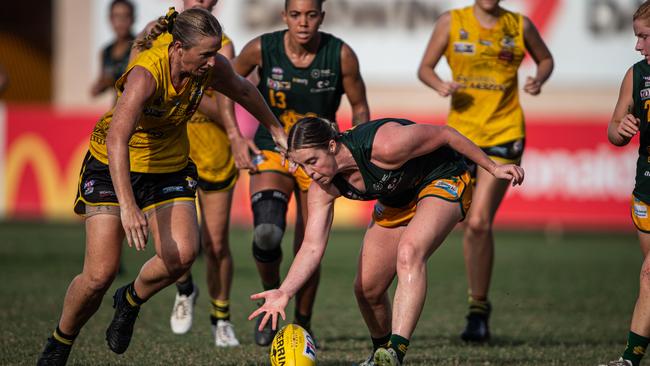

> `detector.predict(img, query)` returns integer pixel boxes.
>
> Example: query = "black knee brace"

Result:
[251,190,289,263]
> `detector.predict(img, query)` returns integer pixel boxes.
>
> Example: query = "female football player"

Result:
[604,2,650,365]
[90,0,135,99]
[250,117,523,366]
[417,0,553,342]
[232,0,370,346]
[36,8,285,365]
[131,0,255,346]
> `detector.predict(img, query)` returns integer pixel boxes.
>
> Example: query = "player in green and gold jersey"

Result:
[232,0,370,346]
[250,117,523,366]
[605,2,650,365]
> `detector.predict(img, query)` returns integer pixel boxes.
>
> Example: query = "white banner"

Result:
[90,0,646,87]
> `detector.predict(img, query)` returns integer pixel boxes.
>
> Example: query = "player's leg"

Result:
[354,220,404,364]
[38,212,123,365]
[461,165,510,342]
[106,201,199,354]
[250,170,294,346]
[200,188,240,346]
[374,196,461,366]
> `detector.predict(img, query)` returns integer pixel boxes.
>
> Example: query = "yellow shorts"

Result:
[252,150,312,192]
[372,171,472,228]
[632,196,650,233]
[187,118,238,192]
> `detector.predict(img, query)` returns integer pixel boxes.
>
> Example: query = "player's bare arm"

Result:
[609,67,639,146]
[373,123,523,185]
[106,66,156,250]
[417,12,462,97]
[248,183,338,330]
[522,16,554,96]
[340,43,370,126]
[210,53,287,151]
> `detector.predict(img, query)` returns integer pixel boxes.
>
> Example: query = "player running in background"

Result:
[250,117,523,366]
[417,0,553,342]
[90,0,135,100]
[36,8,285,365]
[231,0,369,346]
[604,2,650,365]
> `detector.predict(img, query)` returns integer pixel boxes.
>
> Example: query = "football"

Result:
[269,324,317,366]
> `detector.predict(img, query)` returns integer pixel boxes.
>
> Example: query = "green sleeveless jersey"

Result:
[256,30,344,150]
[333,119,467,208]
[633,60,650,202]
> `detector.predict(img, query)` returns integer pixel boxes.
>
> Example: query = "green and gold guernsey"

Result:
[633,60,650,203]
[333,118,467,208]
[256,30,344,150]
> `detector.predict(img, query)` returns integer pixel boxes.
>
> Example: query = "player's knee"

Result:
[251,190,288,263]
[83,270,116,293]
[353,277,383,304]
[203,234,229,259]
[466,215,492,236]
[396,241,425,272]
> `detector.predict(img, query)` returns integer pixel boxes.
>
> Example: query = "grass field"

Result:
[0,221,643,365]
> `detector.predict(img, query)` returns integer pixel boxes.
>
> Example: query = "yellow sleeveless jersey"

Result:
[88,42,210,173]
[445,6,525,147]
[150,32,237,184]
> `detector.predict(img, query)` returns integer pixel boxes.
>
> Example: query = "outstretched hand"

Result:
[492,164,525,186]
[248,289,290,331]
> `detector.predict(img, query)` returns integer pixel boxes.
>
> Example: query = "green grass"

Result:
[0,221,643,365]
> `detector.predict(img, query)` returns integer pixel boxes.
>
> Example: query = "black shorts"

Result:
[465,139,525,178]
[73,151,198,216]
[198,173,237,192]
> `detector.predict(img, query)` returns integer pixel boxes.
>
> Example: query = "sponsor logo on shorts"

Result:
[434,180,459,197]
[453,42,475,54]
[634,203,648,219]
[185,176,197,190]
[99,190,115,197]
[162,186,185,194]
[83,179,95,195]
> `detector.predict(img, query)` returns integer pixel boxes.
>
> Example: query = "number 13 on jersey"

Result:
[269,90,286,109]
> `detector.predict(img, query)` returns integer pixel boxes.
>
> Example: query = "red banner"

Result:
[1,105,638,231]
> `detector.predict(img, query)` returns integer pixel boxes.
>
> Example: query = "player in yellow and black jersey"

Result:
[37,8,285,365]
[132,0,251,347]
[418,0,553,343]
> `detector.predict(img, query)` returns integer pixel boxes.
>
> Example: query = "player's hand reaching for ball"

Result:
[249,289,289,331]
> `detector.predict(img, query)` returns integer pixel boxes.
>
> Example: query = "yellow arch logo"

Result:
[5,133,88,219]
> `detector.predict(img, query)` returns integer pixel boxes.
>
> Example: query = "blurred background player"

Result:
[129,0,253,348]
[417,0,553,342]
[250,117,524,366]
[90,0,135,100]
[36,8,286,365]
[231,0,370,346]
[604,2,650,365]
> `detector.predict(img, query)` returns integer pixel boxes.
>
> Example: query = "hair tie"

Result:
[165,7,178,33]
